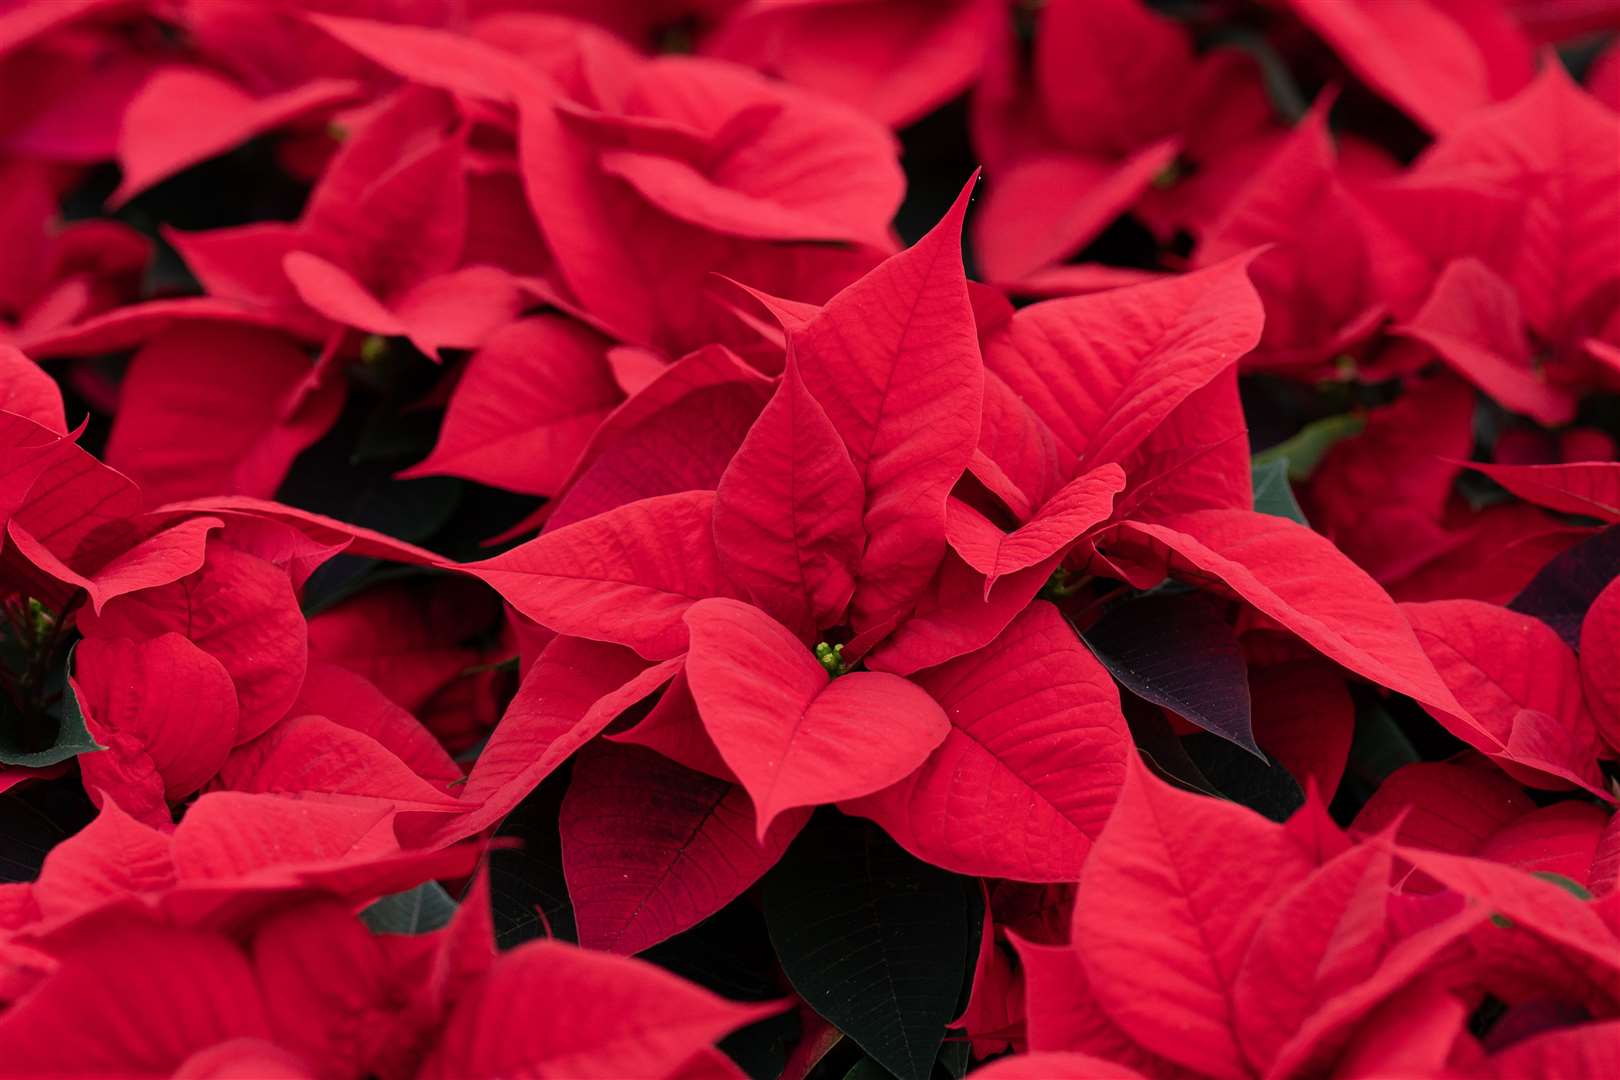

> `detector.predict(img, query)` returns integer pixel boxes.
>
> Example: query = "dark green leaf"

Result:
[1251,458,1309,526]
[0,778,97,883]
[1183,732,1304,823]
[1510,524,1620,649]
[1082,593,1260,757]
[844,1060,893,1080]
[765,814,975,1080]
[488,770,576,948]
[361,880,458,934]
[0,644,104,768]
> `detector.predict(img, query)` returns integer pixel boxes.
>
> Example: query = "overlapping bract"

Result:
[2,0,1620,1076]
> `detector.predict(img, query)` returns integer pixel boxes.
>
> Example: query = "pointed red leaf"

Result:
[1106,509,1481,746]
[1403,599,1607,794]
[844,602,1130,881]
[104,323,344,505]
[0,912,270,1076]
[28,798,175,925]
[1392,258,1575,425]
[290,661,460,787]
[1466,460,1620,522]
[0,345,65,433]
[1231,839,1395,1071]
[966,1052,1150,1080]
[713,359,865,637]
[1284,0,1497,132]
[7,515,221,614]
[1351,761,1534,855]
[404,638,681,847]
[983,256,1264,482]
[946,464,1124,595]
[1071,760,1315,1079]
[1483,1021,1620,1078]
[463,491,738,661]
[683,598,949,836]
[1416,63,1620,345]
[215,715,461,811]
[1013,936,1197,1076]
[405,316,622,496]
[419,940,781,1080]
[561,742,808,955]
[792,178,984,632]
[113,68,357,204]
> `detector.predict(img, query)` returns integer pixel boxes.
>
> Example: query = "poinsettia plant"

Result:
[2,0,1620,1077]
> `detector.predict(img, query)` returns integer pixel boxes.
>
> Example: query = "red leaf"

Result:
[1466,460,1620,522]
[113,68,357,205]
[1070,760,1315,1079]
[1392,258,1576,425]
[0,344,65,432]
[0,912,270,1076]
[1284,0,1497,132]
[1014,936,1197,1077]
[845,602,1130,881]
[561,742,808,955]
[418,940,782,1080]
[1416,63,1620,346]
[290,661,460,787]
[405,316,622,497]
[249,899,395,1077]
[1482,1021,1620,1078]
[1582,576,1620,751]
[82,545,308,743]
[973,141,1178,285]
[27,797,175,925]
[1106,509,1481,746]
[1248,661,1355,800]
[7,515,221,614]
[463,491,738,660]
[74,633,239,804]
[865,549,1061,676]
[305,581,492,714]
[1477,802,1611,888]
[983,256,1264,489]
[405,637,681,847]
[1403,599,1608,795]
[713,358,865,636]
[946,464,1124,595]
[683,597,949,836]
[170,793,395,881]
[1231,839,1395,1071]
[104,323,344,505]
[216,714,461,811]
[1350,761,1534,855]
[792,177,984,632]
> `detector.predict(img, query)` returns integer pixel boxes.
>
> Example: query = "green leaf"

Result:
[488,772,576,949]
[1183,732,1303,824]
[844,1059,893,1080]
[0,644,104,768]
[360,881,458,934]
[765,814,976,1080]
[1253,414,1365,481]
[1251,458,1309,526]
[0,779,98,884]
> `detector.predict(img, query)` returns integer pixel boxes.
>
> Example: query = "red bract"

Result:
[6,3,1620,1077]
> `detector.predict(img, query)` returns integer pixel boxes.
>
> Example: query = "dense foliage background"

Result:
[2,1,1620,1077]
